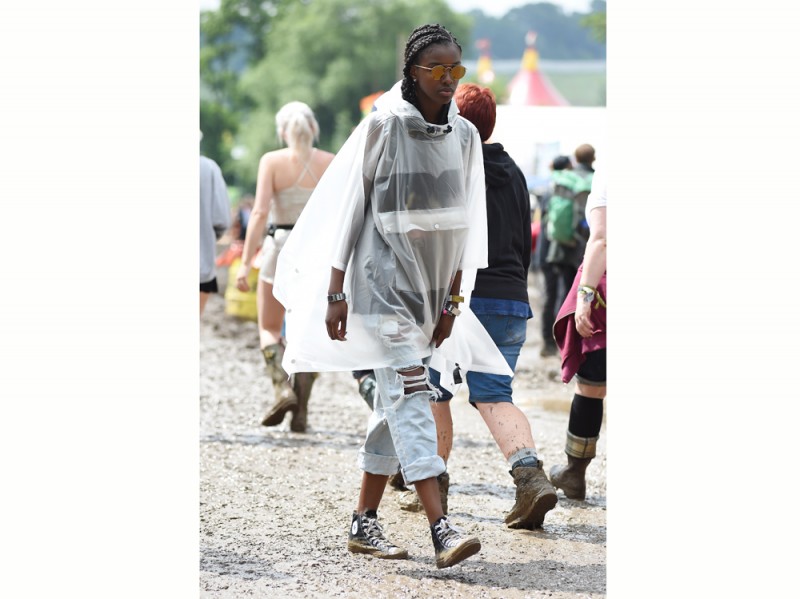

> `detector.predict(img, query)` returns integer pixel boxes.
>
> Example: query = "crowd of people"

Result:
[199,23,606,571]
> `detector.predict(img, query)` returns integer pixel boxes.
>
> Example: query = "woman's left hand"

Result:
[575,300,594,338]
[432,313,455,348]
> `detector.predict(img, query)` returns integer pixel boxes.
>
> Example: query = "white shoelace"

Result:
[434,519,466,548]
[363,517,398,551]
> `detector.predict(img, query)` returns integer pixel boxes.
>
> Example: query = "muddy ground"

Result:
[199,269,606,598]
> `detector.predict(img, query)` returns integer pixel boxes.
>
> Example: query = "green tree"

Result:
[581,2,606,45]
[230,0,469,191]
[200,0,292,184]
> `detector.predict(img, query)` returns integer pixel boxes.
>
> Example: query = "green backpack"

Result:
[546,170,593,246]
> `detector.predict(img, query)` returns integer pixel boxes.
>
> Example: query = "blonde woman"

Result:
[236,101,334,432]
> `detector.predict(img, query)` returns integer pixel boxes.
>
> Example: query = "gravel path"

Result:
[199,273,606,598]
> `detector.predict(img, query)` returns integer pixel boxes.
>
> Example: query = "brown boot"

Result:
[387,471,408,491]
[549,455,593,500]
[289,372,317,432]
[260,343,298,427]
[398,472,449,515]
[505,461,558,529]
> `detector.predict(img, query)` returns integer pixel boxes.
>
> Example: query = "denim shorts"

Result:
[430,312,527,404]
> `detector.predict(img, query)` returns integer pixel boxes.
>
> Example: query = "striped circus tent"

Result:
[507,31,569,107]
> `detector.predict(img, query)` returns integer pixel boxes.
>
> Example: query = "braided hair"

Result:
[401,24,462,110]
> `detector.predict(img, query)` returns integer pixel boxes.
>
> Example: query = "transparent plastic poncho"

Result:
[273,82,513,388]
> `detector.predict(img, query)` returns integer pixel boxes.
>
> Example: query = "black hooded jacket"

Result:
[471,143,532,303]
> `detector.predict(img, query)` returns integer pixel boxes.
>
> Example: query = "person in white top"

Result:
[235,101,334,432]
[549,167,607,500]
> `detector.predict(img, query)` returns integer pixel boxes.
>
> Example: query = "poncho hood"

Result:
[374,80,458,140]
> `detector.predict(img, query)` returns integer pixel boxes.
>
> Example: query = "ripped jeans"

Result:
[357,357,446,484]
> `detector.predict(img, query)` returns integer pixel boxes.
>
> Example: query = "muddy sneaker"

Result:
[347,511,408,560]
[505,460,558,530]
[430,516,481,569]
[398,472,449,515]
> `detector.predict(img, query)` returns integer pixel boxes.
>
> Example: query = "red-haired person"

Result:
[422,83,558,530]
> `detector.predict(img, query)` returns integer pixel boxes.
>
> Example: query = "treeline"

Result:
[465,1,606,60]
[200,0,606,194]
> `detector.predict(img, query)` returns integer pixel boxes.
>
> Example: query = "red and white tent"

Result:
[506,31,569,107]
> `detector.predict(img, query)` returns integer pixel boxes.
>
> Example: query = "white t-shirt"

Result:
[585,167,607,221]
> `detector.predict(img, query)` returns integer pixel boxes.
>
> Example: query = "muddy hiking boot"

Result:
[260,342,299,428]
[347,511,408,560]
[549,455,593,500]
[289,372,317,432]
[398,472,450,515]
[387,471,408,492]
[505,460,558,530]
[430,516,481,569]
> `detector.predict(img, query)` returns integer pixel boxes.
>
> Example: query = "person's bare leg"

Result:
[475,402,536,459]
[429,400,453,463]
[476,402,557,529]
[200,292,210,316]
[414,477,444,524]
[357,472,389,512]
[576,381,606,400]
[256,279,284,348]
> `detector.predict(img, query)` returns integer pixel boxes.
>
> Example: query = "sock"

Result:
[508,447,539,471]
[568,394,604,438]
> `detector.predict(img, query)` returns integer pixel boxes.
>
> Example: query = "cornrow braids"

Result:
[401,23,462,109]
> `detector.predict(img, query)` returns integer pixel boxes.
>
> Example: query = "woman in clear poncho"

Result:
[273,24,510,569]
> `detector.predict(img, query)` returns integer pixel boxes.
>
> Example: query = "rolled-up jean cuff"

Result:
[358,451,400,476]
[469,394,513,404]
[401,455,446,484]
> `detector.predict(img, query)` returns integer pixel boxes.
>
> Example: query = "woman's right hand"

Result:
[325,301,348,341]
[235,262,251,292]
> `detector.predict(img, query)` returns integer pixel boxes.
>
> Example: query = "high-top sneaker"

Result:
[504,460,558,529]
[347,511,408,560]
[430,516,481,569]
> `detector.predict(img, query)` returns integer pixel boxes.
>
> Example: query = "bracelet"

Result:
[577,285,606,309]
[327,293,347,303]
[442,303,461,317]
[577,285,595,303]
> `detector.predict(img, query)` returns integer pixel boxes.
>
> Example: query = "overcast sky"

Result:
[198,0,594,16]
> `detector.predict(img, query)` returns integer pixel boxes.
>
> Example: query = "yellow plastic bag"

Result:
[224,257,259,321]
